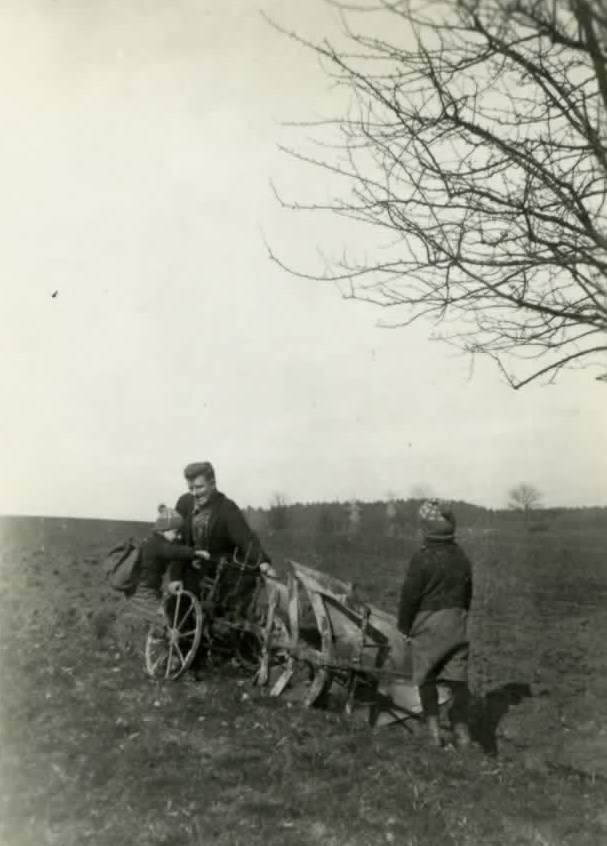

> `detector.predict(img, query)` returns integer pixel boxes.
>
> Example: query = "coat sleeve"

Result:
[397,551,426,636]
[223,499,271,565]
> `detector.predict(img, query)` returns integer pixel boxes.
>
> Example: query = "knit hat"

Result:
[154,504,184,533]
[419,499,456,540]
[184,461,215,482]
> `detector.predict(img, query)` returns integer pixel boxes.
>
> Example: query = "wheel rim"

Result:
[144,590,203,680]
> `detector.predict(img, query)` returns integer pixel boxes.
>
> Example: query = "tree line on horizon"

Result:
[243,495,607,542]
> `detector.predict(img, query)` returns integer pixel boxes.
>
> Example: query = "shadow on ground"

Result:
[470,682,533,755]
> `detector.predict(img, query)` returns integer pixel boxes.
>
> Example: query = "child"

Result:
[130,505,206,624]
[397,499,473,749]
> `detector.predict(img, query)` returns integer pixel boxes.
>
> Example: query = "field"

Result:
[1,514,607,846]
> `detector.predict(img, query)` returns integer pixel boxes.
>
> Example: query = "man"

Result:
[397,499,473,750]
[174,461,273,603]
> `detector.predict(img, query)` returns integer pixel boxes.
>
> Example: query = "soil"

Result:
[1,515,606,846]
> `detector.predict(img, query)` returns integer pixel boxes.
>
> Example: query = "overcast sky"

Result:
[1,0,606,521]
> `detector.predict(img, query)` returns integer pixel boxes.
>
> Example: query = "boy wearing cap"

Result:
[397,499,473,750]
[133,505,207,612]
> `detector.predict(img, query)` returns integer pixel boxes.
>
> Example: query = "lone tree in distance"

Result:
[269,0,607,389]
[410,484,437,500]
[508,482,543,514]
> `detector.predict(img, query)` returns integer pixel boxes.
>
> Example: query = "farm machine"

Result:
[143,552,451,726]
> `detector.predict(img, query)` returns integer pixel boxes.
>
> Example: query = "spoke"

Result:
[165,641,176,679]
[172,591,182,626]
[174,642,186,666]
[179,629,198,638]
[176,603,194,630]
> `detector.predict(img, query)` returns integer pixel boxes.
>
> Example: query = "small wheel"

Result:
[145,590,203,680]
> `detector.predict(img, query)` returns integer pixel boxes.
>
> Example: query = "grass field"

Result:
[1,514,606,846]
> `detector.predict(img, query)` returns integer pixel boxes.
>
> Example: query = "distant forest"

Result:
[243,499,607,543]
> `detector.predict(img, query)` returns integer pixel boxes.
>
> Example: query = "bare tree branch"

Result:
[269,0,607,388]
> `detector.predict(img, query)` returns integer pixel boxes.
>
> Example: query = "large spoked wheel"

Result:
[145,590,203,680]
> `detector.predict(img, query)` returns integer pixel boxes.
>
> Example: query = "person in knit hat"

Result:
[397,499,473,749]
[418,499,457,541]
[133,505,209,610]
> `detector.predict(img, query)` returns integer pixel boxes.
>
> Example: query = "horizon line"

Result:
[1,500,607,523]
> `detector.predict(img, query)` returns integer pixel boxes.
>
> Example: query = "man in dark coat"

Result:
[174,461,272,607]
[397,499,473,749]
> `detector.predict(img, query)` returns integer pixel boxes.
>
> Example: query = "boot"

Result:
[426,715,443,748]
[452,722,471,750]
[419,683,442,748]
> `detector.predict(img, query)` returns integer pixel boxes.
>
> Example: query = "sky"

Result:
[1,0,606,521]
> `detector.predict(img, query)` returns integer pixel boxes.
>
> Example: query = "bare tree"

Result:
[410,483,436,500]
[269,0,607,388]
[508,482,542,513]
[268,492,290,534]
[385,493,398,536]
[347,497,362,538]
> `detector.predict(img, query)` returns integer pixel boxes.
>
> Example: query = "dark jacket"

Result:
[175,490,270,571]
[138,533,198,594]
[397,539,473,636]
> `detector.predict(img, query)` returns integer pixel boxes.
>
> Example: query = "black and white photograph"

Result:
[1,1,607,844]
